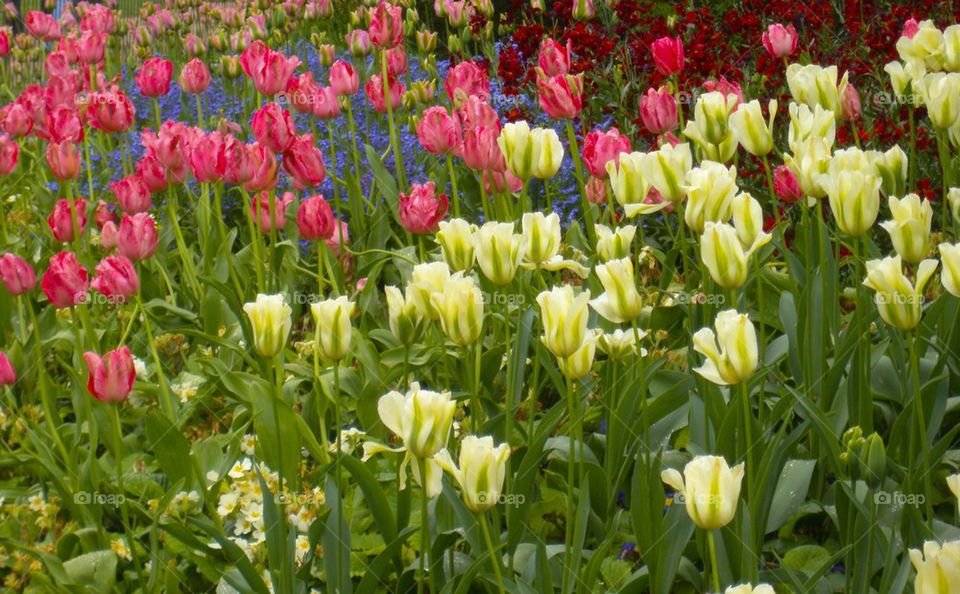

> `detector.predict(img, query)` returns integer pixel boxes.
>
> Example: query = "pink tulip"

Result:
[222,136,255,186]
[244,143,280,192]
[368,2,403,49]
[416,106,462,155]
[135,57,174,98]
[537,72,583,119]
[840,83,861,122]
[142,122,195,177]
[0,253,37,295]
[585,176,607,205]
[0,30,8,57]
[639,87,678,135]
[774,165,803,204]
[297,195,336,240]
[46,142,82,181]
[0,352,15,386]
[250,191,295,233]
[45,51,71,77]
[48,198,89,243]
[76,30,107,64]
[41,251,89,308]
[25,11,61,41]
[482,169,523,194]
[329,60,360,96]
[703,76,743,106]
[651,36,684,76]
[95,200,115,229]
[902,18,919,39]
[282,134,325,190]
[83,346,135,403]
[240,40,300,97]
[462,126,505,171]
[445,60,490,107]
[313,86,341,120]
[0,135,18,176]
[318,44,336,68]
[365,74,404,113]
[91,255,139,303]
[761,23,799,59]
[345,29,372,57]
[180,58,212,94]
[2,103,34,138]
[538,37,572,77]
[110,175,152,214]
[45,73,81,109]
[582,127,631,178]
[88,90,136,134]
[399,182,449,234]
[286,72,321,114]
[326,220,350,258]
[81,4,115,34]
[252,102,297,153]
[118,214,158,261]
[136,155,170,193]
[386,46,408,77]
[459,95,500,131]
[46,106,84,143]
[184,34,207,58]
[189,131,227,183]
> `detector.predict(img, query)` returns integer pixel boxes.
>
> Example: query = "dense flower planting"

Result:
[2,0,960,592]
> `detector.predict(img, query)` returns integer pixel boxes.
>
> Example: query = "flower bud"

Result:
[409,261,451,320]
[385,285,423,345]
[521,212,561,265]
[310,296,355,361]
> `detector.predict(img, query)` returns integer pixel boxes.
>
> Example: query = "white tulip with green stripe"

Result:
[880,194,933,264]
[310,296,355,362]
[521,212,561,265]
[476,221,525,286]
[786,63,848,113]
[430,272,484,347]
[682,161,739,233]
[644,142,692,204]
[682,91,739,163]
[242,293,292,359]
[409,261,451,320]
[606,151,669,217]
[594,223,636,262]
[701,221,771,289]
[435,435,510,513]
[863,255,938,331]
[436,218,477,272]
[730,99,777,157]
[589,257,643,324]
[692,309,758,386]
[536,284,591,359]
[385,285,424,345]
[661,455,744,530]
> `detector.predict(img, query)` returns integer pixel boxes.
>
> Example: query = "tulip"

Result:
[91,255,139,304]
[581,127,630,179]
[571,0,595,21]
[435,219,477,271]
[884,61,912,100]
[701,222,770,289]
[48,199,88,243]
[46,141,81,181]
[368,2,403,48]
[839,83,861,122]
[483,170,524,195]
[786,64,848,113]
[459,96,500,130]
[821,168,881,237]
[0,134,18,175]
[783,137,831,200]
[0,30,7,58]
[282,135,325,190]
[180,58,212,94]
[556,329,599,379]
[870,146,908,198]
[595,224,636,262]
[240,41,301,97]
[0,352,14,386]
[416,106,462,155]
[948,474,960,513]
[730,99,777,157]
[598,328,647,360]
[345,29,372,57]
[537,285,590,358]
[585,176,607,205]
[46,106,84,144]
[118,214,158,261]
[329,60,360,96]
[683,161,739,233]
[880,194,933,264]
[385,285,423,345]
[188,132,227,183]
[908,540,960,594]
[590,258,643,323]
[430,272,484,346]
[0,254,36,296]
[693,309,758,385]
[416,30,438,54]
[3,104,34,138]
[476,221,524,286]
[531,128,564,179]
[409,261,451,320]
[915,73,960,129]
[663,456,745,531]
[327,221,350,259]
[538,37,571,77]
[25,11,61,41]
[863,255,938,331]
[297,195,335,241]
[435,436,509,513]
[135,57,174,98]
[944,25,960,72]
[142,122,194,175]
[83,346,136,403]
[386,46,408,77]
[683,91,739,163]
[462,126,505,171]
[252,102,296,154]
[703,76,744,107]
[243,293,292,358]
[536,72,583,120]
[110,175,152,215]
[773,165,803,204]
[897,20,945,70]
[41,251,89,309]
[762,23,799,58]
[250,192,294,233]
[639,87,678,135]
[607,152,661,216]
[731,193,770,250]
[651,36,684,76]
[318,44,336,68]
[497,121,537,180]
[101,222,119,249]
[642,143,692,204]
[445,60,490,107]
[939,243,960,298]
[520,212,562,265]
[365,73,404,113]
[399,181,449,234]
[310,297,355,362]
[88,90,136,134]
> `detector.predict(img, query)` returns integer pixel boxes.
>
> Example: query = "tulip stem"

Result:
[109,405,147,590]
[135,293,175,420]
[82,133,95,203]
[26,298,71,470]
[707,530,721,594]
[738,379,756,581]
[381,49,406,189]
[446,153,461,217]
[907,107,917,191]
[478,177,491,222]
[909,328,934,523]
[565,119,597,246]
[760,155,780,226]
[562,373,576,594]
[479,512,506,594]
[242,189,267,294]
[936,129,953,228]
[419,481,429,594]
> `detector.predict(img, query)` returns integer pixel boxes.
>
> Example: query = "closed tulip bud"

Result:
[661,455,744,530]
[48,198,88,243]
[0,352,15,386]
[409,261,451,319]
[595,224,635,262]
[538,37,571,77]
[944,25,960,72]
[590,257,642,323]
[536,71,583,120]
[788,103,836,153]
[537,285,590,358]
[730,99,777,157]
[296,195,335,241]
[683,92,738,163]
[220,55,243,79]
[915,73,960,129]
[939,243,960,297]
[83,346,136,403]
[531,128,564,179]
[858,432,887,488]
[46,141,81,181]
[840,83,861,122]
[585,176,607,204]
[701,221,769,289]
[91,255,139,304]
[345,29,372,57]
[651,36,684,76]
[0,134,18,176]
[476,221,524,285]
[725,584,776,594]
[435,218,477,271]
[317,44,335,67]
[683,161,739,232]
[0,253,36,295]
[762,23,799,59]
[416,29,437,53]
[385,285,423,345]
[884,61,912,100]
[773,165,803,204]
[582,127,631,179]
[606,152,658,217]
[639,86,678,135]
[571,0,595,21]
[447,34,461,54]
[730,192,769,249]
[135,57,174,98]
[693,309,758,385]
[521,212,561,265]
[242,293,292,358]
[870,146,908,197]
[378,382,455,458]
[558,330,599,379]
[821,168,881,237]
[598,327,647,360]
[329,60,360,96]
[880,194,933,263]
[310,296,355,361]
[416,106,462,155]
[435,436,509,513]
[863,255,938,330]
[786,64,848,113]
[909,540,960,594]
[180,58,212,94]
[783,137,831,200]
[118,214,158,261]
[430,272,484,346]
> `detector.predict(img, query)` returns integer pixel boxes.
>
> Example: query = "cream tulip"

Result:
[884,61,912,101]
[945,25,960,72]
[730,99,777,157]
[430,272,484,346]
[536,285,591,358]
[531,128,564,179]
[595,224,636,262]
[693,309,758,386]
[908,540,960,594]
[730,192,768,250]
[436,218,477,272]
[607,151,667,216]
[896,20,945,70]
[725,584,776,594]
[786,63,848,113]
[310,296,355,362]
[880,193,933,263]
[409,261,451,320]
[598,328,648,360]
[385,285,423,345]
[783,136,832,200]
[521,212,562,265]
[787,103,835,153]
[590,257,643,323]
[644,142,693,203]
[863,255,938,330]
[870,145,908,198]
[476,221,525,285]
[939,243,960,297]
[701,221,770,289]
[374,382,456,459]
[661,455,745,530]
[821,170,881,237]
[242,293,292,359]
[498,121,538,180]
[558,329,600,380]
[682,91,739,163]
[435,435,510,513]
[915,73,960,129]
[683,161,739,232]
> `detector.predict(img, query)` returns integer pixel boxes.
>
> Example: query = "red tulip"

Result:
[46,142,82,181]
[582,127,631,179]
[651,36,684,76]
[252,102,297,153]
[180,58,212,94]
[48,198,89,243]
[329,60,360,96]
[240,40,300,97]
[462,126,504,171]
[368,2,403,49]
[536,72,583,119]
[399,182,449,234]
[445,60,490,107]
[244,144,280,192]
[313,87,341,120]
[189,131,227,183]
[142,121,195,177]
[639,87,678,135]
[41,251,89,308]
[774,165,803,204]
[83,346,135,403]
[296,195,335,240]
[118,214,158,261]
[282,134,325,190]
[762,23,799,59]
[416,106,462,155]
[0,352,15,386]
[135,57,174,98]
[0,253,37,295]
[0,134,18,176]
[250,191,295,233]
[76,30,107,64]
[110,175,152,214]
[25,11,61,41]
[91,255,139,303]
[88,90,136,133]
[538,37,572,77]
[2,103,34,137]
[365,74,404,113]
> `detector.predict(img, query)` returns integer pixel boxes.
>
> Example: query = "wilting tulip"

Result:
[840,83,861,122]
[651,36,684,76]
[762,23,798,58]
[243,293,293,358]
[595,224,635,262]
[683,91,739,163]
[385,285,423,345]
[250,192,294,233]
[135,57,173,98]
[368,2,403,48]
[91,255,139,304]
[48,199,88,243]
[431,272,484,346]
[0,352,14,386]
[41,251,89,309]
[445,60,490,107]
[88,90,136,133]
[476,221,524,285]
[538,37,571,77]
[180,59,212,94]
[693,309,758,385]
[297,195,335,240]
[730,100,777,157]
[662,455,744,529]
[436,435,510,513]
[908,540,960,594]
[329,60,360,96]
[409,261,451,319]
[0,253,36,295]
[521,212,561,265]
[110,175,152,215]
[118,214,158,261]
[252,102,296,153]
[0,135,18,175]
[365,74,404,113]
[282,135,325,190]
[786,64,848,113]
[83,346,135,403]
[939,243,960,298]
[701,222,771,289]
[582,127,630,179]
[536,72,583,120]
[590,258,643,323]
[880,194,933,263]
[46,141,81,181]
[639,87,678,135]
[240,41,300,97]
[863,255,938,331]
[399,182,449,234]
[311,296,355,361]
[537,285,590,358]
[416,106,462,155]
